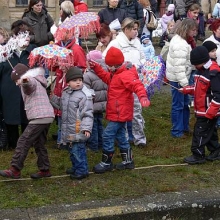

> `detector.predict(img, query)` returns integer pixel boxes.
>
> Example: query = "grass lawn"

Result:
[0,87,220,209]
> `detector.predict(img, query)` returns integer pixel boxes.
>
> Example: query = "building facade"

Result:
[0,0,107,30]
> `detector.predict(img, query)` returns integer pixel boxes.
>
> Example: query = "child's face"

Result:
[209,48,217,60]
[188,9,199,20]
[167,23,174,32]
[143,39,149,44]
[67,78,83,89]
[0,34,5,44]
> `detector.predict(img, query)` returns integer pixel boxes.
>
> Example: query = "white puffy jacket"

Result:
[166,34,192,87]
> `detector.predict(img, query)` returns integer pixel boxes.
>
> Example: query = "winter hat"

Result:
[141,34,150,43]
[65,67,83,82]
[190,46,210,65]
[202,41,217,52]
[105,46,124,66]
[86,50,102,61]
[168,4,175,12]
[11,63,29,81]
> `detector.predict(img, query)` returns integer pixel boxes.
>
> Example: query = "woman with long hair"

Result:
[166,18,198,138]
[22,0,54,47]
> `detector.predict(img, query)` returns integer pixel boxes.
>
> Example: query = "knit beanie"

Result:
[168,4,175,12]
[141,34,150,43]
[65,67,83,82]
[86,50,102,61]
[11,63,29,81]
[105,46,124,66]
[202,41,217,52]
[190,46,210,65]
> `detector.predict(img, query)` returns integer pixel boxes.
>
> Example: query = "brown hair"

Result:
[23,0,43,13]
[96,23,112,39]
[175,18,198,40]
[11,20,34,36]
[121,17,140,31]
[187,3,200,12]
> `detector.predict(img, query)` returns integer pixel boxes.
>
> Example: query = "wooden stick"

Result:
[158,79,179,90]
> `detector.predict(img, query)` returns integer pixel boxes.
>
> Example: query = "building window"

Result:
[93,0,104,6]
[16,0,46,6]
[16,0,28,5]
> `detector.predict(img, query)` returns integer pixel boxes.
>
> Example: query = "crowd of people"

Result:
[0,0,220,180]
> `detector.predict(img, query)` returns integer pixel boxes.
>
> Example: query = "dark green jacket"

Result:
[22,9,54,46]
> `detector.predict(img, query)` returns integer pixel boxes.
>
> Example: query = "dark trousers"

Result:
[191,117,219,157]
[11,123,51,171]
[6,124,27,149]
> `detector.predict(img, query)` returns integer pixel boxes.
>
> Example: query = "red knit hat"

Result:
[105,46,124,66]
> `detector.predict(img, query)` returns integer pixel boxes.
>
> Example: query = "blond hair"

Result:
[0,27,10,43]
[61,0,74,16]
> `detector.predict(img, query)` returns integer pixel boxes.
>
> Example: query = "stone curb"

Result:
[1,188,220,220]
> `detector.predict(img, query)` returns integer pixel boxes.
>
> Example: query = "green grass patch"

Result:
[0,88,220,209]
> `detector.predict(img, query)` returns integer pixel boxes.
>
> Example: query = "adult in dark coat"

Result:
[118,0,144,37]
[98,0,127,26]
[0,21,36,150]
[22,0,54,47]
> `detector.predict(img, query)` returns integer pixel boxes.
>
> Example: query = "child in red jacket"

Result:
[179,46,220,165]
[89,46,150,174]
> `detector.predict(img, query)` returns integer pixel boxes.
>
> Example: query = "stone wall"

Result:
[0,0,104,30]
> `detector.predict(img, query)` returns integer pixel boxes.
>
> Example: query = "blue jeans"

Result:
[170,81,190,137]
[57,116,62,144]
[68,142,88,176]
[126,121,134,142]
[102,121,130,152]
[87,113,103,151]
[217,117,220,127]
[188,70,196,104]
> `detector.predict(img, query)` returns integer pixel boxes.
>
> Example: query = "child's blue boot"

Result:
[93,151,114,174]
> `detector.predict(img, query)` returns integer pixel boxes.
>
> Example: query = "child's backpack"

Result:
[146,9,158,30]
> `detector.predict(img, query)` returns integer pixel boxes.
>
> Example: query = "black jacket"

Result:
[118,0,144,37]
[98,6,127,25]
[0,44,36,125]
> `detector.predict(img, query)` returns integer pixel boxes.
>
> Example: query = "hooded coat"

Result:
[91,62,147,122]
[20,67,54,122]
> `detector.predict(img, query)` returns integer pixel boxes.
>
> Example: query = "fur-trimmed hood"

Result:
[21,67,47,88]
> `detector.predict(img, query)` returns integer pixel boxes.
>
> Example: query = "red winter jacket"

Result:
[182,61,220,119]
[92,62,148,122]
[53,39,86,116]
[74,0,88,14]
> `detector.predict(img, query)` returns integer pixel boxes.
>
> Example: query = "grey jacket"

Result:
[22,9,54,46]
[51,85,94,144]
[83,61,107,114]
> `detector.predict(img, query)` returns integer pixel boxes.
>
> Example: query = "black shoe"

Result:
[184,155,206,165]
[52,134,58,141]
[137,143,147,148]
[206,149,220,161]
[66,168,75,175]
[70,173,89,180]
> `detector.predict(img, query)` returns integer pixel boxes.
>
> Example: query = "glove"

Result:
[88,60,98,69]
[140,97,150,107]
